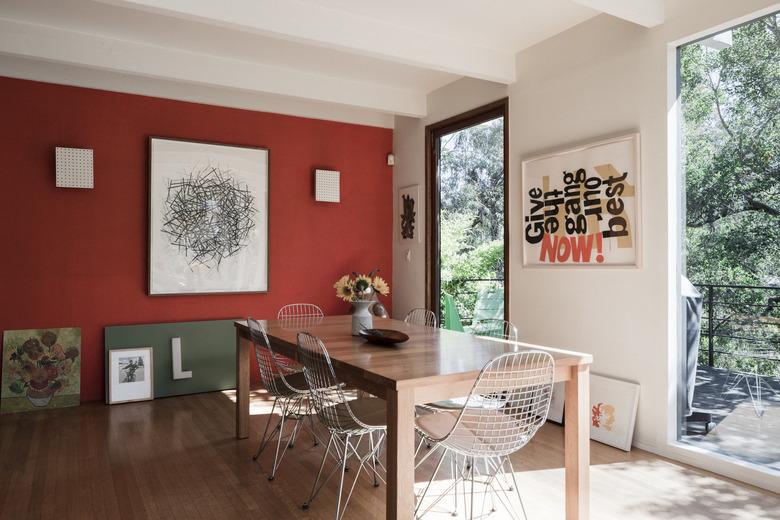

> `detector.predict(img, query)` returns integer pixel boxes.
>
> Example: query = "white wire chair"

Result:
[425,318,519,411]
[277,303,325,319]
[277,303,325,331]
[415,351,555,519]
[404,308,438,328]
[471,318,519,342]
[297,332,387,520]
[247,318,319,481]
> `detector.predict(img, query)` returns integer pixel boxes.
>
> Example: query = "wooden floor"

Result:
[1,389,778,520]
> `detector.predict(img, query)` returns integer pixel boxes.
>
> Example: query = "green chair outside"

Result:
[442,293,465,332]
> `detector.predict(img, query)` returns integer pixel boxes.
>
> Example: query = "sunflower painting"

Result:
[1,328,81,414]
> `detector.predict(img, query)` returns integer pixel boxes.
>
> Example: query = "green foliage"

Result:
[440,118,505,245]
[437,116,506,323]
[681,13,780,376]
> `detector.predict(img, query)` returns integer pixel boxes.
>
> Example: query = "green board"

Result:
[105,319,237,401]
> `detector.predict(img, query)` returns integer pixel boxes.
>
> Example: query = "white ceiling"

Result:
[0,0,665,120]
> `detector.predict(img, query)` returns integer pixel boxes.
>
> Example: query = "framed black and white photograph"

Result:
[399,184,421,243]
[149,137,269,295]
[107,347,154,404]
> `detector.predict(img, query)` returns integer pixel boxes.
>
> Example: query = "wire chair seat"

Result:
[296,332,388,519]
[470,318,519,342]
[414,351,555,519]
[424,318,520,411]
[277,303,325,319]
[404,308,438,328]
[247,318,319,481]
[416,408,532,456]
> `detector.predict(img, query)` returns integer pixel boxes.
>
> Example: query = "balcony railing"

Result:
[694,283,780,377]
[441,277,504,326]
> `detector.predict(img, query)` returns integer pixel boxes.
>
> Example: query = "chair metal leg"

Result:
[505,457,528,520]
[253,398,278,461]
[303,435,335,510]
[467,457,475,520]
[268,408,288,480]
[368,431,380,487]
[334,434,350,520]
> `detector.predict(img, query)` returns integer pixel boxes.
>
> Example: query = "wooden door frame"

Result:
[425,98,509,323]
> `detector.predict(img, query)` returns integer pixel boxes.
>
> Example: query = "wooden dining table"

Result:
[234,315,592,520]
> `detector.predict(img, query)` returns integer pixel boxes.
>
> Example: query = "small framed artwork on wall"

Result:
[399,184,421,243]
[107,347,154,404]
[149,137,269,295]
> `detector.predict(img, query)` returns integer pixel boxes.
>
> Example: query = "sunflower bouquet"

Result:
[333,269,390,302]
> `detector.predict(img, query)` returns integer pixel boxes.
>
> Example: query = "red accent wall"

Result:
[0,77,393,402]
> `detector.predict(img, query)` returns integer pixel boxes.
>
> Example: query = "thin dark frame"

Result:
[425,98,509,322]
[147,136,270,296]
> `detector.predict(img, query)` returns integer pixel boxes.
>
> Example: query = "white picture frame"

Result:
[149,137,269,295]
[590,374,640,451]
[521,133,641,267]
[107,347,154,404]
[399,184,421,243]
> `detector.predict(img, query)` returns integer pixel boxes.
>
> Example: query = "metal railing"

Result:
[694,283,780,376]
[441,277,504,326]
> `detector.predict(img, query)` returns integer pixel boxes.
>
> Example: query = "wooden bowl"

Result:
[358,328,409,346]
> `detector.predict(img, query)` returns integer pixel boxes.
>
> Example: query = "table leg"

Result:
[564,364,590,519]
[236,333,251,439]
[386,387,415,520]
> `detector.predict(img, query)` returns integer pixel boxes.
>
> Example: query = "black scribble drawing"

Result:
[401,194,416,239]
[162,165,256,269]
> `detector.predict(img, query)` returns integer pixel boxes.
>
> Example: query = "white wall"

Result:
[392,77,508,317]
[393,0,780,473]
[510,0,779,454]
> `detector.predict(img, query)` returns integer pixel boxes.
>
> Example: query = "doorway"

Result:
[425,99,509,328]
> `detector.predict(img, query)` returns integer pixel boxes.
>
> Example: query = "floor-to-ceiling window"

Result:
[677,12,780,471]
[426,100,508,328]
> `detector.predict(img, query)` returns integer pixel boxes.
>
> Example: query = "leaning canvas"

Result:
[149,137,269,295]
[1,328,81,414]
[590,374,640,451]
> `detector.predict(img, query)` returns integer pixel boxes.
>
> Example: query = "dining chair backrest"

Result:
[296,332,370,434]
[277,303,325,320]
[247,317,299,397]
[404,308,438,328]
[445,351,554,457]
[471,319,518,342]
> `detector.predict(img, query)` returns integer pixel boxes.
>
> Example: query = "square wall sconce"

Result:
[314,169,340,202]
[56,147,94,189]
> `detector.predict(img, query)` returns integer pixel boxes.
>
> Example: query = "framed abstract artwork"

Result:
[107,347,154,404]
[521,133,641,267]
[590,374,640,451]
[1,328,81,414]
[399,184,421,243]
[149,137,269,295]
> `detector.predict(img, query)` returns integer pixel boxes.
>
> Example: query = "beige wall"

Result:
[392,77,508,318]
[393,0,780,456]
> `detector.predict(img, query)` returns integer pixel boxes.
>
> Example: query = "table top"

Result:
[236,315,591,391]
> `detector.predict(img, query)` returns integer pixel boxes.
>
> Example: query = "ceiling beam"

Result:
[95,0,516,83]
[571,0,664,28]
[0,17,427,116]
